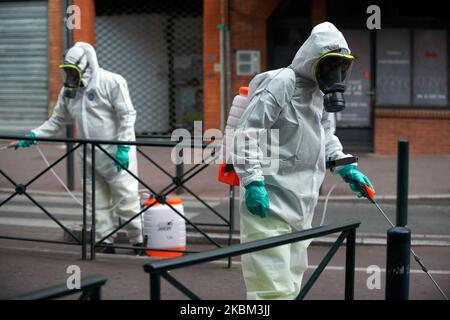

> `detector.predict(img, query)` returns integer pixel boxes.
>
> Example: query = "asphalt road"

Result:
[0,244,449,300]
[0,192,449,300]
[0,192,449,236]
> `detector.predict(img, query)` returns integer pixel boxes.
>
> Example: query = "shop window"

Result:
[375,28,448,108]
[412,30,448,107]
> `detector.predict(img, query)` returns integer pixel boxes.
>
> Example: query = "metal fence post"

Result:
[150,272,161,300]
[66,128,75,190]
[63,0,74,191]
[396,140,409,227]
[345,228,356,300]
[385,227,411,300]
[227,185,235,268]
[87,287,102,300]
[175,127,184,195]
[82,143,87,260]
[90,144,96,260]
[176,147,184,195]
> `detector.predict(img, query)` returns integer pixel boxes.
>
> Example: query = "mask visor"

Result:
[59,64,82,88]
[313,52,354,94]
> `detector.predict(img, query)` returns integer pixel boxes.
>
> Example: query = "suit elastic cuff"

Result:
[241,174,264,187]
[245,180,265,188]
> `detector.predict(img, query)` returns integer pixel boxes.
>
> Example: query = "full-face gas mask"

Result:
[59,64,83,99]
[59,50,89,99]
[313,52,354,112]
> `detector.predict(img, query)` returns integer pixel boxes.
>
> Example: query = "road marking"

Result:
[0,198,220,209]
[210,260,450,275]
[185,212,201,219]
[0,244,448,276]
[181,200,220,208]
[0,213,200,229]
[0,217,80,228]
[0,195,82,206]
[309,265,450,275]
[0,205,82,216]
[0,205,203,219]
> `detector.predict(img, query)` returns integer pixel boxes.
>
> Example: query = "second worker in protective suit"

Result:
[16,42,143,254]
[232,22,375,299]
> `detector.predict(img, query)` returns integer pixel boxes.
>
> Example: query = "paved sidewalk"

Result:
[1,244,449,300]
[1,142,449,198]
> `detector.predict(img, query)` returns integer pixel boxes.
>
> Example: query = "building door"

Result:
[0,1,48,134]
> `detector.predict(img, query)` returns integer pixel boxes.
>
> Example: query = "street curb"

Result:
[186,232,450,247]
[62,224,450,248]
[2,188,450,204]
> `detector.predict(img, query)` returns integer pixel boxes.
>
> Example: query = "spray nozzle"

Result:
[343,176,375,202]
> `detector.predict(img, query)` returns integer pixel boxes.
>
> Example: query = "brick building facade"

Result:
[42,0,450,155]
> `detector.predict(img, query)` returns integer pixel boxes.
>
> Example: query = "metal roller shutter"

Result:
[0,1,49,134]
[96,13,170,134]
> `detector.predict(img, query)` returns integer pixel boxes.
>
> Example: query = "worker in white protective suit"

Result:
[232,22,375,299]
[16,42,143,254]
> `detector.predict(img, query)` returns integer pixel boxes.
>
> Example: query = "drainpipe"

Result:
[224,0,232,125]
[218,0,230,132]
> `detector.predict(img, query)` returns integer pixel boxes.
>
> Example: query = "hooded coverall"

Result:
[32,42,143,244]
[232,22,353,300]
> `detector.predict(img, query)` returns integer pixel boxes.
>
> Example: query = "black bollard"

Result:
[386,140,411,300]
[385,227,411,300]
[396,140,409,227]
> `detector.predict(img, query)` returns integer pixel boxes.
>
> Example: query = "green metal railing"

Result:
[143,219,360,300]
[15,275,107,300]
[0,135,234,261]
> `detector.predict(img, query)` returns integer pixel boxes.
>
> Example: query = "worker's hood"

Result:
[61,42,99,88]
[290,22,351,82]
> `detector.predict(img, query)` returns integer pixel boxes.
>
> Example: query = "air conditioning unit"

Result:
[236,50,261,76]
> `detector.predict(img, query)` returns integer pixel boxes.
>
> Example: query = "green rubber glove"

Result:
[338,164,375,198]
[114,145,130,172]
[16,132,38,148]
[244,181,270,218]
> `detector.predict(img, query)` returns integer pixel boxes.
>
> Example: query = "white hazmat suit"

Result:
[32,42,142,245]
[232,22,352,299]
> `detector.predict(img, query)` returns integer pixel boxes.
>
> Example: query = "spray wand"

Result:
[344,175,448,300]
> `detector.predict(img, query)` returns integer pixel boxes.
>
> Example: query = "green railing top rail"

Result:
[15,275,107,300]
[0,135,219,148]
[144,219,361,273]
